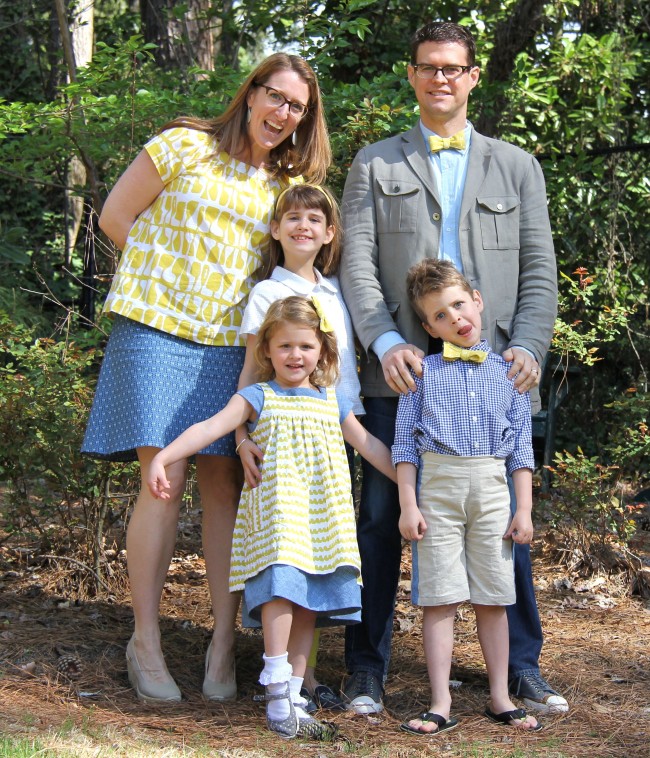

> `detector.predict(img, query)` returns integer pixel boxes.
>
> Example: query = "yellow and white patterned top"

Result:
[229,383,362,592]
[103,127,296,346]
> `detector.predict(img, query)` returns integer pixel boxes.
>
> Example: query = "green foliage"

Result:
[604,390,650,473]
[552,268,630,366]
[0,314,137,592]
[547,449,636,567]
[0,0,648,572]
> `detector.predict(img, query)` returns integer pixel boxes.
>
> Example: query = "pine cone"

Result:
[56,654,84,680]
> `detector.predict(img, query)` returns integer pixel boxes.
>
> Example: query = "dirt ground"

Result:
[1,502,649,758]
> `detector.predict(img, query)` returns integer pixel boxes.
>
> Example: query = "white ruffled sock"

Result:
[290,675,309,719]
[259,653,293,721]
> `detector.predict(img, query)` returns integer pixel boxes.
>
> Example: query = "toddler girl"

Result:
[148,296,395,740]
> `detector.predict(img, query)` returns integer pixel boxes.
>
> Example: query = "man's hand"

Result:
[381,344,424,394]
[502,347,541,393]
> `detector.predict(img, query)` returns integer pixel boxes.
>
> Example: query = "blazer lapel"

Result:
[401,127,440,204]
[460,128,490,222]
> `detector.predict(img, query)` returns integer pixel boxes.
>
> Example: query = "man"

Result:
[339,21,568,717]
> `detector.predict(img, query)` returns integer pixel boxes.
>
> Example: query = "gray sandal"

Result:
[265,683,298,739]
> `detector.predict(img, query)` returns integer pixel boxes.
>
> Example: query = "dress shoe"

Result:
[202,640,237,701]
[126,636,181,704]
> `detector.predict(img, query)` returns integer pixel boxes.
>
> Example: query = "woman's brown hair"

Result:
[162,53,331,184]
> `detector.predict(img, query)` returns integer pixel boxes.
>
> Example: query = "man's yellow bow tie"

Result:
[428,131,466,153]
[442,341,487,363]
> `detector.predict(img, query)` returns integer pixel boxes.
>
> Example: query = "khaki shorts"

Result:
[411,452,515,607]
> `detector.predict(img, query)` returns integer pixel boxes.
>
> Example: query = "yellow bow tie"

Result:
[311,295,334,333]
[429,131,466,153]
[442,341,487,363]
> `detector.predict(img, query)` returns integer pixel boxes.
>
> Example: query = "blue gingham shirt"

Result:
[392,341,534,475]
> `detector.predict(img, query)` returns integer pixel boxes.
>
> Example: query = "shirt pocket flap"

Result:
[377,178,421,197]
[477,195,520,214]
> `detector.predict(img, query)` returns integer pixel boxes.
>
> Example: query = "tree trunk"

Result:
[475,0,548,137]
[141,0,215,71]
[65,0,94,263]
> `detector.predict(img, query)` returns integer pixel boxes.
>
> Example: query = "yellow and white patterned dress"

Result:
[103,126,297,346]
[229,383,362,593]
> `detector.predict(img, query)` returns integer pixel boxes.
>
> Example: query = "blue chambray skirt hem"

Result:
[242,564,361,629]
[81,316,245,462]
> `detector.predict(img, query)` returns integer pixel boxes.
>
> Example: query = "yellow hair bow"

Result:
[311,296,334,333]
[442,341,487,363]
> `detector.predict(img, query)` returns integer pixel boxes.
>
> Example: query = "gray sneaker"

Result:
[509,672,569,714]
[343,671,384,714]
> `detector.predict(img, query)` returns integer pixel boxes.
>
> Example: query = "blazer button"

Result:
[432,212,441,221]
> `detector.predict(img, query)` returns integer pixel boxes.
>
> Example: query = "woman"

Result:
[82,53,331,704]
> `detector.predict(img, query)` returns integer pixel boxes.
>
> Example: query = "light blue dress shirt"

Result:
[372,121,471,360]
[372,121,533,363]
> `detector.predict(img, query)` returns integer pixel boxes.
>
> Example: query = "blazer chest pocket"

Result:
[376,178,420,234]
[477,195,520,250]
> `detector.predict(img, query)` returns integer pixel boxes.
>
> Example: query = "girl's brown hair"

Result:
[162,53,331,183]
[264,184,342,278]
[254,296,339,387]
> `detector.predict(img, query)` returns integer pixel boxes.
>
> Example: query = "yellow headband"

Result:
[275,183,333,210]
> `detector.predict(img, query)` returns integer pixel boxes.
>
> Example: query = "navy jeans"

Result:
[345,396,544,683]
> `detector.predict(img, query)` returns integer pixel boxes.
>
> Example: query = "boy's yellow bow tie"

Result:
[442,341,487,363]
[428,131,466,152]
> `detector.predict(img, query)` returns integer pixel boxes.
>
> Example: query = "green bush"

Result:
[0,314,137,593]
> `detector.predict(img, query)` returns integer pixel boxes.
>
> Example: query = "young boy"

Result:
[392,259,543,735]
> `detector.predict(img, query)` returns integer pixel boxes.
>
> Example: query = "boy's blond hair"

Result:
[406,259,474,322]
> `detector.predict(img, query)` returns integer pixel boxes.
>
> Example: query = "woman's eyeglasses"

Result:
[254,83,309,117]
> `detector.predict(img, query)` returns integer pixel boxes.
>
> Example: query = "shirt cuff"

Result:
[511,345,536,360]
[372,331,406,362]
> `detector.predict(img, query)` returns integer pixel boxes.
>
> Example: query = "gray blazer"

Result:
[340,125,557,411]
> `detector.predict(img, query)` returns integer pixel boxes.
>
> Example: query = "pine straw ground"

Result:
[0,501,649,758]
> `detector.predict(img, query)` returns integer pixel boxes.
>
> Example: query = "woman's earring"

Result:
[291,130,297,146]
[247,107,252,124]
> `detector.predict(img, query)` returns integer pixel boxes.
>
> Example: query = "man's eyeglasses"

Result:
[254,83,309,117]
[412,64,475,80]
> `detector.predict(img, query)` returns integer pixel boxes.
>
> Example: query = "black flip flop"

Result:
[484,706,543,731]
[400,712,459,736]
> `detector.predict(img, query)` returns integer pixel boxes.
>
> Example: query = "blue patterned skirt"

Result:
[82,316,245,461]
[242,564,361,629]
